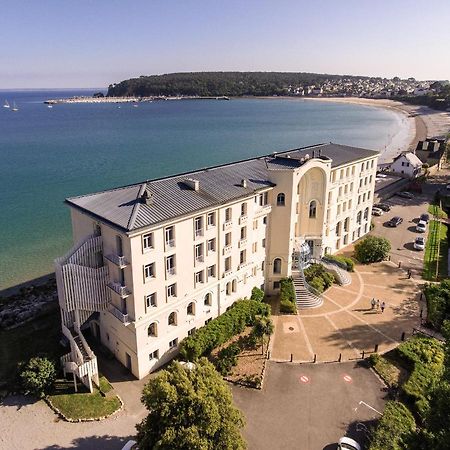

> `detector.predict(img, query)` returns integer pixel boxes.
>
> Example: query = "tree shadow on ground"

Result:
[38,434,135,450]
[0,394,37,410]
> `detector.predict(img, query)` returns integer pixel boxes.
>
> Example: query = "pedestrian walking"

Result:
[407,269,412,279]
[371,298,376,310]
[381,301,386,313]
[376,299,380,311]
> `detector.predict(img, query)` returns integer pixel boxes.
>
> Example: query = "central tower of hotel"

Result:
[55,143,378,390]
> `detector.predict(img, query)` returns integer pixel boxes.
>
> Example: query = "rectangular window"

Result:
[207,265,216,278]
[166,255,176,276]
[165,226,175,248]
[143,232,153,251]
[241,202,247,216]
[225,232,232,246]
[263,216,267,225]
[169,338,178,349]
[188,328,196,336]
[195,243,204,262]
[149,350,159,360]
[194,216,203,237]
[225,207,232,222]
[144,263,155,281]
[253,219,258,230]
[207,212,215,227]
[225,256,231,272]
[240,250,246,264]
[145,293,157,309]
[262,238,266,248]
[167,283,177,298]
[207,238,216,253]
[273,281,280,289]
[240,226,247,240]
[252,242,257,253]
[195,270,204,284]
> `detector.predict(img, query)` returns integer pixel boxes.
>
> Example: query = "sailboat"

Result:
[11,101,18,112]
[3,100,10,109]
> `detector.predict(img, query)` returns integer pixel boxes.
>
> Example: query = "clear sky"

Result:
[1,0,449,88]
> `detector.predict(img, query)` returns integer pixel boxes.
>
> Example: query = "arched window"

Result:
[364,207,369,220]
[204,293,212,306]
[232,279,237,293]
[226,282,232,295]
[276,193,285,206]
[148,322,157,337]
[344,217,349,232]
[356,211,362,224]
[273,258,282,274]
[309,200,317,218]
[187,302,195,315]
[168,312,177,326]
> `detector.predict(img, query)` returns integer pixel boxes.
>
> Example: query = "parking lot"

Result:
[371,192,432,275]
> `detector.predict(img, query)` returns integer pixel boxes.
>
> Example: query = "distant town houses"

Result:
[389,152,423,179]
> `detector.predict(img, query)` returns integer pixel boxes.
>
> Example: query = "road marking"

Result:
[299,375,310,384]
[324,315,361,357]
[343,374,352,383]
[358,400,382,416]
[295,315,315,358]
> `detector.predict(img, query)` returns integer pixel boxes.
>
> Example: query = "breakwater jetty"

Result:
[44,95,230,104]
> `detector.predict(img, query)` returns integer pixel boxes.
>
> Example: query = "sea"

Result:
[0,89,402,291]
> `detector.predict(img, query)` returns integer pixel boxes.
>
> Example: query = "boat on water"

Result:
[11,101,18,112]
[47,104,53,109]
[3,100,10,108]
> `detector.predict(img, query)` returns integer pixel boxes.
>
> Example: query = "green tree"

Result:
[250,287,264,302]
[354,235,391,263]
[252,316,274,355]
[19,356,56,398]
[136,359,246,450]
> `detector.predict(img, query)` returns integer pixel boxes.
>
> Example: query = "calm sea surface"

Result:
[0,89,401,290]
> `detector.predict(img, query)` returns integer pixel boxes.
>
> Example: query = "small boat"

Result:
[3,100,10,108]
[133,103,138,108]
[47,104,53,109]
[11,101,18,112]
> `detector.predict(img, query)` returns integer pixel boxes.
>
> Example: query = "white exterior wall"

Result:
[390,155,421,178]
[66,153,378,378]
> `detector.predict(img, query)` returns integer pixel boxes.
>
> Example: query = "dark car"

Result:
[374,203,391,212]
[388,216,403,227]
[420,213,430,223]
[396,191,414,199]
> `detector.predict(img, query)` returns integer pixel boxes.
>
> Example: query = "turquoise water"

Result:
[0,90,400,290]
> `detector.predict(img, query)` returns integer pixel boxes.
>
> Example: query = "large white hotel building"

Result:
[55,143,378,390]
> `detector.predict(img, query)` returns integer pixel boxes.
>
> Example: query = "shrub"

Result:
[304,263,335,293]
[250,286,265,302]
[216,343,241,375]
[279,278,297,314]
[308,276,325,294]
[355,235,391,263]
[424,280,450,331]
[179,299,270,361]
[323,254,355,271]
[280,298,297,314]
[19,357,56,398]
[368,401,416,450]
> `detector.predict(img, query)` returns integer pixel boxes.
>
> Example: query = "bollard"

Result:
[313,354,317,363]
[420,309,423,318]
[362,350,365,359]
[290,353,293,362]
[374,344,379,353]
[267,350,271,360]
[338,353,342,363]
[401,332,406,341]
[398,261,402,268]
[388,255,391,261]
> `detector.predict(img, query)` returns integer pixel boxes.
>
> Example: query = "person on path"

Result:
[381,301,386,313]
[371,298,376,310]
[376,299,380,311]
[408,269,412,279]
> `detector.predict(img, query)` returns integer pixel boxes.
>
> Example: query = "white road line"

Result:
[344,309,396,343]
[324,315,361,357]
[295,315,315,358]
[358,400,383,416]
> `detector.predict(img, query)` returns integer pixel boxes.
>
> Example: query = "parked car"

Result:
[420,213,430,223]
[372,207,383,216]
[121,441,137,450]
[388,216,403,227]
[337,436,361,450]
[414,236,426,250]
[446,184,450,190]
[416,220,427,233]
[397,191,414,199]
[374,203,391,212]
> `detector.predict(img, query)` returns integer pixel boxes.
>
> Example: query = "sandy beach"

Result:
[304,97,450,164]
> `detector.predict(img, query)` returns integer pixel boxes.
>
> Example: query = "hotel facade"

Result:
[55,143,378,390]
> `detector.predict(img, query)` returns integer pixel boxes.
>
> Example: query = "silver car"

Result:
[416,220,427,233]
[414,236,425,250]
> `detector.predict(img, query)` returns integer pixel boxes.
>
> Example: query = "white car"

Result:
[416,220,427,233]
[372,207,383,216]
[338,436,361,450]
[414,236,426,250]
[121,440,137,450]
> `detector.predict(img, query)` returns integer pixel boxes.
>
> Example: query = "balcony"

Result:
[223,220,233,231]
[109,304,130,323]
[223,245,232,256]
[238,262,251,271]
[165,239,175,250]
[195,255,204,266]
[254,204,272,217]
[194,228,204,239]
[105,253,128,268]
[166,267,176,278]
[107,282,130,298]
[239,215,248,225]
[238,238,247,248]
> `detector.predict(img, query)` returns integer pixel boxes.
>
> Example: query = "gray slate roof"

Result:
[66,143,378,232]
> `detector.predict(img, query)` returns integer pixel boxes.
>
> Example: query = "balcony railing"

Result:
[238,238,247,248]
[107,282,130,298]
[166,267,176,277]
[105,253,128,268]
[223,220,233,231]
[239,215,248,225]
[238,262,251,271]
[195,255,204,265]
[254,204,272,217]
[109,304,130,323]
[223,245,232,255]
[194,228,204,239]
[165,239,175,249]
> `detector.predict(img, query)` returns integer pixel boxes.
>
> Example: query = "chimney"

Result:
[142,190,153,205]
[241,179,248,188]
[184,178,200,191]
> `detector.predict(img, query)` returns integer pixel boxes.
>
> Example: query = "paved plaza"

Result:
[270,260,423,363]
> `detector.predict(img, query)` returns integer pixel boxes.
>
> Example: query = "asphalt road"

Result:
[231,361,386,450]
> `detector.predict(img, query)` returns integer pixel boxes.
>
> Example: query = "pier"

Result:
[44,95,230,104]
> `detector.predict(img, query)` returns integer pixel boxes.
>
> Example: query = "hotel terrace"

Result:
[55,143,378,391]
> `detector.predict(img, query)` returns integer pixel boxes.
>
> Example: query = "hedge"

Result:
[424,280,450,331]
[279,278,297,314]
[323,254,355,271]
[397,336,444,418]
[179,299,270,361]
[354,235,391,263]
[304,264,334,294]
[368,401,416,450]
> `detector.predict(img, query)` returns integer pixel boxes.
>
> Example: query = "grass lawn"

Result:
[428,204,448,220]
[48,377,121,420]
[370,353,408,389]
[0,309,62,386]
[423,219,448,281]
